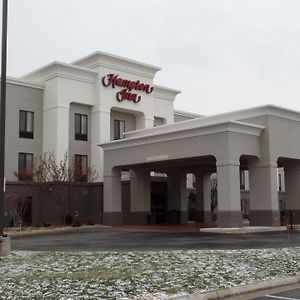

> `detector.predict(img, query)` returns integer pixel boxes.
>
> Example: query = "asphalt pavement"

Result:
[10,226,300,251]
[249,286,300,300]
[252,287,300,299]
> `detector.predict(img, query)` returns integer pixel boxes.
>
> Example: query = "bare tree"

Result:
[210,173,218,221]
[4,194,30,229]
[15,152,97,224]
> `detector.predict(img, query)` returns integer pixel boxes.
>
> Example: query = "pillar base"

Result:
[167,210,188,224]
[179,211,188,224]
[129,212,151,225]
[102,212,123,225]
[204,211,213,223]
[0,237,11,256]
[249,210,280,226]
[192,210,212,223]
[191,210,204,223]
[217,211,243,228]
[286,209,300,224]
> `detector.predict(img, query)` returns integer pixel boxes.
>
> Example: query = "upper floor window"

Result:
[114,119,125,140]
[74,154,88,182]
[75,113,88,141]
[278,173,282,192]
[154,117,164,127]
[18,152,33,181]
[19,110,34,139]
[240,171,245,190]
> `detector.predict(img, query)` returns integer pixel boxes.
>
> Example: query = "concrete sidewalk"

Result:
[6,224,108,238]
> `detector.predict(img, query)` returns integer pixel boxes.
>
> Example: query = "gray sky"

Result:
[4,0,300,115]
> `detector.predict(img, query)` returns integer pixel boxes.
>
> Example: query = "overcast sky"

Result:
[4,0,300,115]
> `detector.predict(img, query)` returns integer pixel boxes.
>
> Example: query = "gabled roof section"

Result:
[72,51,161,79]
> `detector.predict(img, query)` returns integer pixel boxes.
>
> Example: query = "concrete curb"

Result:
[6,224,109,238]
[168,275,300,299]
[199,226,288,234]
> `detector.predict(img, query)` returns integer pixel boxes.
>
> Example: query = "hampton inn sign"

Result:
[102,73,154,103]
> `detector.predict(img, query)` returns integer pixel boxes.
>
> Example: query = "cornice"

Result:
[153,85,181,101]
[72,51,161,79]
[22,62,98,83]
[217,104,300,124]
[4,76,44,90]
[41,72,96,84]
[174,109,205,118]
[88,61,158,79]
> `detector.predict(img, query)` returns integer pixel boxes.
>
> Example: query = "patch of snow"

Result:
[0,249,300,299]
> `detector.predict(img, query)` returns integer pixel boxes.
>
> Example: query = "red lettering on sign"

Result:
[116,89,141,103]
[145,85,153,94]
[102,74,153,103]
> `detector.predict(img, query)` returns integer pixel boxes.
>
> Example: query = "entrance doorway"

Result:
[151,181,167,224]
[22,197,32,226]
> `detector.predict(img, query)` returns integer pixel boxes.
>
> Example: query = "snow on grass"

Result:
[0,248,300,299]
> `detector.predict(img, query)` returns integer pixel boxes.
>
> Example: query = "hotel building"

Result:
[3,51,293,227]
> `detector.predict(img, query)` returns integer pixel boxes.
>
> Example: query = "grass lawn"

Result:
[0,248,300,299]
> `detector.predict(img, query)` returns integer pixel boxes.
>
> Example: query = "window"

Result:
[75,113,88,141]
[18,153,33,181]
[19,110,34,139]
[74,154,88,182]
[278,174,282,192]
[114,119,125,140]
[154,117,164,127]
[241,199,249,219]
[240,171,245,190]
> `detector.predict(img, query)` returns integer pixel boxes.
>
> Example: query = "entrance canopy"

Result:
[100,105,300,227]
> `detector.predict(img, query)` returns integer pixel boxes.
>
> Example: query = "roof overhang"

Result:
[99,120,265,151]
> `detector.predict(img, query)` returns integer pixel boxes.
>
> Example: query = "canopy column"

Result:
[248,161,280,226]
[130,168,151,224]
[284,163,300,224]
[103,168,122,225]
[216,160,243,227]
[167,171,188,224]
